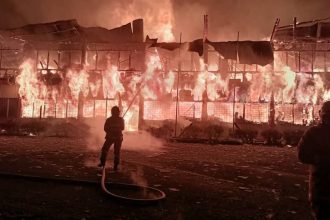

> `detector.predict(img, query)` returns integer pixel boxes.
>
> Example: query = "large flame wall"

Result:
[14,48,330,128]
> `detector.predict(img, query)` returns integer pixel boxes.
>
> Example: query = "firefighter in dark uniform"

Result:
[98,106,125,170]
[298,101,330,220]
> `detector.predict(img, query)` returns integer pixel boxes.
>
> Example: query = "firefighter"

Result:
[298,101,330,220]
[98,106,125,171]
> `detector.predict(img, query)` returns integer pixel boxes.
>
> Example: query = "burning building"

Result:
[0,17,329,129]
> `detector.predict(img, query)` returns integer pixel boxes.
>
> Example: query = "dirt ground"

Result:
[0,135,312,220]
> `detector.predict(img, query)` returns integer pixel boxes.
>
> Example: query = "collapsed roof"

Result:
[0,19,274,66]
[273,17,330,42]
[0,19,144,45]
[148,37,274,66]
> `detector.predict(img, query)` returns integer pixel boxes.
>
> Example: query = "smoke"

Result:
[172,0,330,40]
[130,166,148,187]
[0,0,175,41]
[1,0,329,40]
[0,0,27,28]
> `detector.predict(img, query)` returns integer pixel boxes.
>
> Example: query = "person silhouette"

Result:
[98,106,125,171]
[298,101,330,220]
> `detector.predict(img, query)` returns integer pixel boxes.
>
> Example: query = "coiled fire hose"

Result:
[100,167,166,203]
[102,74,166,203]
[0,167,165,204]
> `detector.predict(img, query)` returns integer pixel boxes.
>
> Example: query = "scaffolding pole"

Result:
[233,32,239,133]
[174,33,182,137]
[201,14,208,121]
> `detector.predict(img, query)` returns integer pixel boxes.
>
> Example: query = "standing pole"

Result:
[193,104,196,119]
[270,18,280,41]
[65,100,68,119]
[201,14,209,121]
[32,102,35,118]
[39,105,42,119]
[233,32,239,133]
[0,44,3,69]
[293,17,297,43]
[43,103,46,118]
[105,92,108,118]
[54,98,57,119]
[93,99,96,118]
[292,103,295,124]
[6,98,10,118]
[175,33,182,137]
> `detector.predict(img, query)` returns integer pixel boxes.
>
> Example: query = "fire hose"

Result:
[101,62,166,202]
[101,167,166,203]
[0,167,166,204]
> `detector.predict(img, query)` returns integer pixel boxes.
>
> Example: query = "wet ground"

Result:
[0,136,312,220]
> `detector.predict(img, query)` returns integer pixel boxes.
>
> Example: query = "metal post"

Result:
[293,17,297,43]
[32,102,35,118]
[193,104,196,119]
[82,40,87,66]
[39,105,42,119]
[36,51,39,69]
[298,51,301,73]
[201,14,209,121]
[324,52,327,73]
[54,99,57,118]
[175,33,182,137]
[243,102,246,120]
[6,98,10,118]
[93,99,96,118]
[65,100,68,119]
[233,32,240,132]
[269,92,275,127]
[46,51,50,69]
[191,53,194,71]
[105,97,108,118]
[311,44,315,73]
[0,44,3,69]
[117,52,121,69]
[292,103,295,124]
[57,51,61,68]
[203,14,209,64]
[270,18,280,41]
[138,50,146,130]
[95,51,99,70]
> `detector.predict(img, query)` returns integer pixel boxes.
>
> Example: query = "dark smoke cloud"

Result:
[0,0,329,40]
[171,0,330,40]
[0,0,27,28]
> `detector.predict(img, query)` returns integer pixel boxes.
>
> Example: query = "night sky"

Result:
[0,0,329,40]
